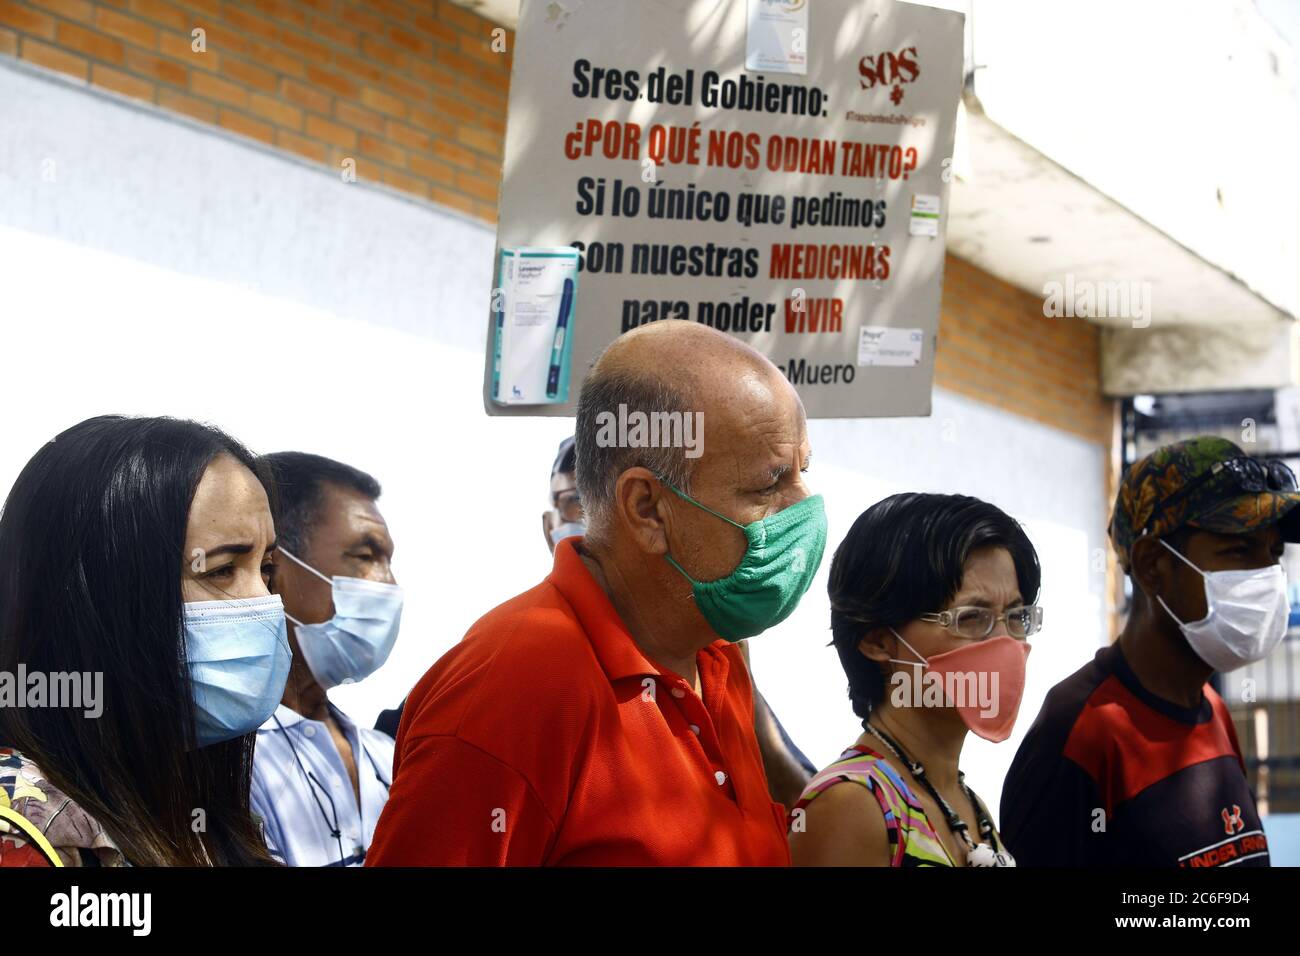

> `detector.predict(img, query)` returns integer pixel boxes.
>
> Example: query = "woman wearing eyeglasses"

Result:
[789,493,1042,867]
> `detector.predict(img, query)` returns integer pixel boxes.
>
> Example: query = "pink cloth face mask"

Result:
[887,628,1032,742]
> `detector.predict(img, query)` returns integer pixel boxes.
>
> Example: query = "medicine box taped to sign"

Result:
[482,0,965,419]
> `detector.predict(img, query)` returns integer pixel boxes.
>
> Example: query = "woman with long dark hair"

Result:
[0,416,289,866]
[789,493,1043,867]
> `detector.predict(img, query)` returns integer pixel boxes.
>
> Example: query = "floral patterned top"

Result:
[0,747,127,867]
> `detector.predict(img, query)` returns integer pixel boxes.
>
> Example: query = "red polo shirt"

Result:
[366,537,790,866]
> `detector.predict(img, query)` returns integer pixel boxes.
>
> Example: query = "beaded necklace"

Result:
[863,719,1013,867]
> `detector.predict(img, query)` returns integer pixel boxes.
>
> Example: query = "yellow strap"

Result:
[0,805,65,867]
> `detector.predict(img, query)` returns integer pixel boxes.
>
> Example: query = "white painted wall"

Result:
[0,61,1107,824]
[918,0,1300,320]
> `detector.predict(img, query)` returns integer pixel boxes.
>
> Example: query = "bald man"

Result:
[367,321,827,866]
[542,434,820,809]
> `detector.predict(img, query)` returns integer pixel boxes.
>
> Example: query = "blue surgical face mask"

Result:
[279,548,404,690]
[184,594,291,748]
[549,520,586,547]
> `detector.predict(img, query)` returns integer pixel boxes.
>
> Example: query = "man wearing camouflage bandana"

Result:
[1001,436,1299,866]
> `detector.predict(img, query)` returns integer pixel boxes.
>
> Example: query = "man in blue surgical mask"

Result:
[250,452,403,867]
[542,436,587,551]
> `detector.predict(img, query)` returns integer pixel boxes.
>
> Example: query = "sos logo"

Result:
[858,47,921,105]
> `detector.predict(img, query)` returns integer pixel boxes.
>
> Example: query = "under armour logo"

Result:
[791,548,806,573]
[1221,805,1244,835]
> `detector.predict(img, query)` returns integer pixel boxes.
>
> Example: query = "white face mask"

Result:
[1156,538,1289,672]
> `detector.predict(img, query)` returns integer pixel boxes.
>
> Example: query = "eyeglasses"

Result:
[918,605,1044,640]
[553,489,584,523]
[1145,457,1298,534]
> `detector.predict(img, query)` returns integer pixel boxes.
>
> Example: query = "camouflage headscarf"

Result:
[1109,436,1300,570]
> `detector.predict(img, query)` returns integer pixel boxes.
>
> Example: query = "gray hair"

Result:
[575,365,697,540]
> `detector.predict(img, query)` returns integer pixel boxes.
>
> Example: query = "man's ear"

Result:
[857,627,895,665]
[612,466,671,556]
[1129,535,1169,602]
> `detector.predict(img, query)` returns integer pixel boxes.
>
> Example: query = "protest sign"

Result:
[483,0,965,418]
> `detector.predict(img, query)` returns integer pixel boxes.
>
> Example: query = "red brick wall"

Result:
[937,255,1111,446]
[0,0,1113,449]
[0,0,512,221]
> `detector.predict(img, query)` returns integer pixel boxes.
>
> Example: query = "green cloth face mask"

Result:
[662,483,827,642]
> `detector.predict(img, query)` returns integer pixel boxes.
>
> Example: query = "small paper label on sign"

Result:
[858,326,924,367]
[910,194,941,237]
[746,0,808,76]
